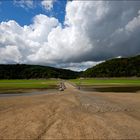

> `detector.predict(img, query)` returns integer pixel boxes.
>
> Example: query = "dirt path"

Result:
[0,82,140,139]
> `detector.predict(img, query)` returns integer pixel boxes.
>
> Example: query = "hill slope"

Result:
[0,64,79,79]
[83,55,140,77]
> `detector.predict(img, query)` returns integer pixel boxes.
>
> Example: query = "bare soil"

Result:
[0,82,140,139]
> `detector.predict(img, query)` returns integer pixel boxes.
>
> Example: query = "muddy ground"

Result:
[0,83,140,139]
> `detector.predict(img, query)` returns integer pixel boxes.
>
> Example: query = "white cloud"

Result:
[1,1,140,71]
[0,14,59,63]
[0,45,21,64]
[14,0,33,8]
[55,61,103,72]
[41,0,55,11]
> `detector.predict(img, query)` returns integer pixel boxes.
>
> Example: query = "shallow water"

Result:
[0,89,57,97]
[80,86,140,93]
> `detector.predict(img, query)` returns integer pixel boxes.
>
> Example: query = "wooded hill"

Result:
[83,55,140,77]
[0,55,140,79]
[0,64,79,79]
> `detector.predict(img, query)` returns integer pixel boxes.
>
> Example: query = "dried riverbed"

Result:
[0,82,140,139]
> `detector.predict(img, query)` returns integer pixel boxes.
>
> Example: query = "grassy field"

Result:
[69,78,140,86]
[0,79,59,94]
[1,78,140,94]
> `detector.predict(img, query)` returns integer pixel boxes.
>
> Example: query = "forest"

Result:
[83,55,140,77]
[0,64,79,79]
[0,55,140,79]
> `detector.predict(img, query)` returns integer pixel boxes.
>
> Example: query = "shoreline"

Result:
[0,89,58,98]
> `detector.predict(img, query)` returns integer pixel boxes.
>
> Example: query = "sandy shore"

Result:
[0,82,140,139]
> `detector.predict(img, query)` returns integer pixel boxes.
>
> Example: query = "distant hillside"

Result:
[83,55,140,77]
[0,64,79,79]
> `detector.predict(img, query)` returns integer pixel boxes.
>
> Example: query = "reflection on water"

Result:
[81,86,140,93]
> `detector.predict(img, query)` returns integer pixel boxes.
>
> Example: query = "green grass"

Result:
[69,78,140,86]
[0,79,59,90]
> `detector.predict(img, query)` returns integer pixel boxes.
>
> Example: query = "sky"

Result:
[0,0,140,71]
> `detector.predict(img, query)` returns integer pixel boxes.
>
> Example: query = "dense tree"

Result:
[83,55,140,77]
[0,64,79,79]
[0,55,140,79]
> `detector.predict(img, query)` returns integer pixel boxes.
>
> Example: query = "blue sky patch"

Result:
[0,0,67,26]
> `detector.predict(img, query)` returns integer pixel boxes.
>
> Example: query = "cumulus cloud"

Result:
[41,0,55,11]
[65,1,140,61]
[0,14,59,64]
[0,1,140,71]
[0,45,21,64]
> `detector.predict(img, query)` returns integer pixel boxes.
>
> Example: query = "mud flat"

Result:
[0,83,140,139]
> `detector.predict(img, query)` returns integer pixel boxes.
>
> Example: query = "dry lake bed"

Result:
[0,82,140,139]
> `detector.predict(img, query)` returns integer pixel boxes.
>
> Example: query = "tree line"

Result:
[0,55,140,79]
[0,64,80,79]
[83,55,140,77]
